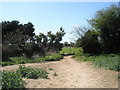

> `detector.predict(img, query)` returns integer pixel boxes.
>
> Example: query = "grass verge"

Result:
[61,47,120,72]
[73,51,120,71]
[1,53,63,66]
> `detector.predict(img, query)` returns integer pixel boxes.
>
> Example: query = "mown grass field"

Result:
[61,47,120,71]
[60,47,82,54]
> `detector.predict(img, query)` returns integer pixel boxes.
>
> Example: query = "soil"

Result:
[0,56,118,88]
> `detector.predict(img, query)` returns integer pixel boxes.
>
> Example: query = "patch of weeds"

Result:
[53,72,58,76]
[16,65,48,79]
[49,68,54,71]
[1,70,25,89]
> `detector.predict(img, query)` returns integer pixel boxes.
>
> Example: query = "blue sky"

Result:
[1,2,118,43]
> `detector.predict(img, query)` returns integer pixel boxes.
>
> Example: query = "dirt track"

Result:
[0,56,118,88]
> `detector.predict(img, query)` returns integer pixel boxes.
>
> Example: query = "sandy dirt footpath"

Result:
[0,56,118,88]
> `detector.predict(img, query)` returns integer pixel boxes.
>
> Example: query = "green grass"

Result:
[93,55,120,71]
[61,47,120,71]
[60,47,82,54]
[1,53,63,66]
[73,50,120,71]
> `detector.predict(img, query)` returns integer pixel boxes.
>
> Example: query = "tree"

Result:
[89,5,120,53]
[2,20,35,45]
[2,20,35,60]
[80,30,102,54]
[64,42,69,47]
[53,27,65,53]
[74,26,101,54]
[35,27,65,55]
[76,38,81,47]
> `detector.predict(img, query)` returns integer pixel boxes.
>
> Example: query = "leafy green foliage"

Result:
[93,54,120,71]
[2,20,65,61]
[1,53,63,66]
[89,5,120,53]
[73,50,120,71]
[2,20,35,61]
[73,25,102,54]
[16,65,48,79]
[80,30,102,54]
[1,70,25,89]
[20,42,40,59]
[1,65,48,89]
[35,27,65,54]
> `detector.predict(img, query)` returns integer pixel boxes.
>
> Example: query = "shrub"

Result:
[16,65,48,79]
[1,70,25,89]
[80,30,102,55]
[26,68,48,79]
[20,43,37,59]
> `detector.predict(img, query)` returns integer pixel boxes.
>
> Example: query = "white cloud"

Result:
[72,24,79,28]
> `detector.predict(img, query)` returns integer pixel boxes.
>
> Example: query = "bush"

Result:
[20,43,37,59]
[2,45,22,62]
[1,70,25,89]
[16,65,48,79]
[80,30,102,55]
[2,45,11,62]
